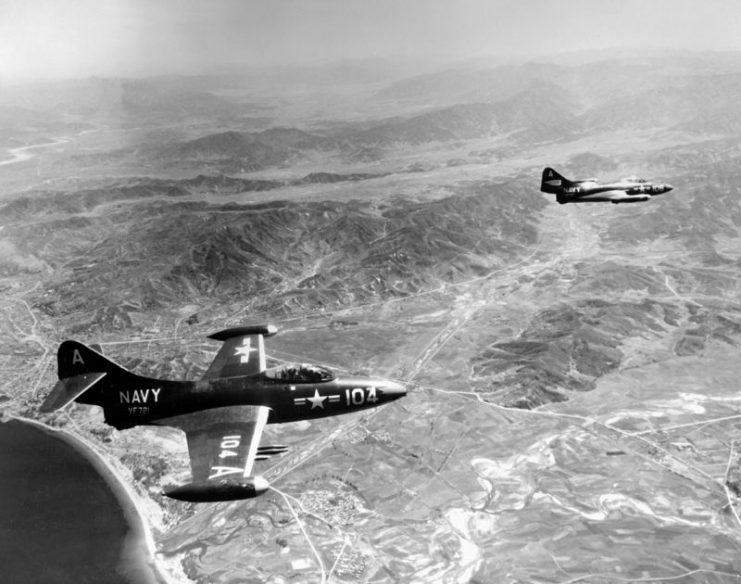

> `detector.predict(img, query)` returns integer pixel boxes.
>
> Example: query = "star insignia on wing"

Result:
[307,389,326,409]
[234,339,257,363]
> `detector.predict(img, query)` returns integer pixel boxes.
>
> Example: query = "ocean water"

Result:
[0,419,160,584]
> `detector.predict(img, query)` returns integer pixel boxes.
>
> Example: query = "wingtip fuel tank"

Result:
[165,477,270,502]
[541,167,673,204]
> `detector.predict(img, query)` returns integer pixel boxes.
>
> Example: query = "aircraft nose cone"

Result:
[381,380,407,398]
[652,183,672,195]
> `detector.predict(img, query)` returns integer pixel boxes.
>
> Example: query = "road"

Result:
[264,200,595,485]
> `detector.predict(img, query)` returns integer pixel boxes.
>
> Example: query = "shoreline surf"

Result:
[3,416,174,584]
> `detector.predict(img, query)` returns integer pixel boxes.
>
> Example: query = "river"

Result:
[0,136,71,167]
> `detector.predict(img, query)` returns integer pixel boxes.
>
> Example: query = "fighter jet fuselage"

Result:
[541,167,673,204]
[87,371,404,431]
[40,325,406,502]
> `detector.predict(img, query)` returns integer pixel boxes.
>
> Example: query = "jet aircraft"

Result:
[540,167,673,204]
[40,325,406,502]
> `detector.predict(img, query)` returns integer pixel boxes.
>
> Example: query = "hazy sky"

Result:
[2,0,741,80]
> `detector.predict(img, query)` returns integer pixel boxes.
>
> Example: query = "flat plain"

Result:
[2,51,741,583]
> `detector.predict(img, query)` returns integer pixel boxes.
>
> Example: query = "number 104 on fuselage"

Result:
[40,324,406,502]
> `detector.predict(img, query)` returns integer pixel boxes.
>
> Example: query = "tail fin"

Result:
[540,167,571,194]
[40,341,132,413]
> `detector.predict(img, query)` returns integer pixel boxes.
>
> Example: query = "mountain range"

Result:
[4,49,741,584]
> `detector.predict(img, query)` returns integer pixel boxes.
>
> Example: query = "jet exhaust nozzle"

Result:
[164,476,270,502]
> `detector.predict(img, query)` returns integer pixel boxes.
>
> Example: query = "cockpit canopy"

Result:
[621,175,646,183]
[265,363,335,383]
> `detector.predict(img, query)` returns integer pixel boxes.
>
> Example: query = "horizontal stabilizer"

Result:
[39,372,106,413]
[164,477,270,502]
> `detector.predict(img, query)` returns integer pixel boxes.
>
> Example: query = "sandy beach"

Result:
[3,416,175,584]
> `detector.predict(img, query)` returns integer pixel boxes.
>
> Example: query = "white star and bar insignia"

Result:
[307,389,326,409]
[233,338,258,363]
[293,390,341,408]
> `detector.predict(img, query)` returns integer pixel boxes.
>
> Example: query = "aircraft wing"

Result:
[573,190,651,203]
[202,324,277,379]
[161,405,273,502]
[186,406,269,481]
[600,190,651,203]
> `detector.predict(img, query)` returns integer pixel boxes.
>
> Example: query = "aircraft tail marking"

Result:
[57,340,130,379]
[40,341,136,412]
[540,167,572,194]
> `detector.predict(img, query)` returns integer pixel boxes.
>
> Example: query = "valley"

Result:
[2,50,741,583]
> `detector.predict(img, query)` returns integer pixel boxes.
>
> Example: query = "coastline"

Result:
[9,415,184,584]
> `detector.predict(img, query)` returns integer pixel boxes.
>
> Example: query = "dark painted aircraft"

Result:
[540,167,673,204]
[40,325,406,502]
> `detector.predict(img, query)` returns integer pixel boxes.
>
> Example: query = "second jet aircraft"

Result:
[541,167,673,204]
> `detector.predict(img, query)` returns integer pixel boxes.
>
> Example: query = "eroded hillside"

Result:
[3,50,741,584]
